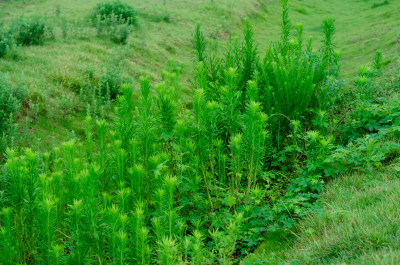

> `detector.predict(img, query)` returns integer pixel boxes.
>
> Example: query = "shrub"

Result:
[0,74,26,156]
[11,16,53,45]
[92,0,137,25]
[99,64,122,100]
[0,26,13,58]
[0,75,25,133]
[109,23,130,44]
[94,15,132,44]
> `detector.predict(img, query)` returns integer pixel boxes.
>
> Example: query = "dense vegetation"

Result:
[0,0,399,264]
[0,0,398,154]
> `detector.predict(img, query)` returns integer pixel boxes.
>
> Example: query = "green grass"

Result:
[244,162,400,264]
[250,0,400,76]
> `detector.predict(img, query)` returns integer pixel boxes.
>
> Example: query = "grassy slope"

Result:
[1,0,399,152]
[250,0,400,77]
[244,163,400,264]
[0,0,262,150]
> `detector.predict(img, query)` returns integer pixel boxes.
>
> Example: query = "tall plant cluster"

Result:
[194,1,339,148]
[0,73,247,264]
[0,1,354,264]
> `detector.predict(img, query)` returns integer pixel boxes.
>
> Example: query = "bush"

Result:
[92,2,135,44]
[11,16,53,45]
[92,0,137,25]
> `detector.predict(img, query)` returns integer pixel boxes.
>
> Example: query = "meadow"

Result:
[0,0,399,264]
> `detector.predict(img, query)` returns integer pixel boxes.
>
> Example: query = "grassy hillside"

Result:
[245,162,400,264]
[0,0,399,152]
[250,0,400,76]
[0,0,263,151]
